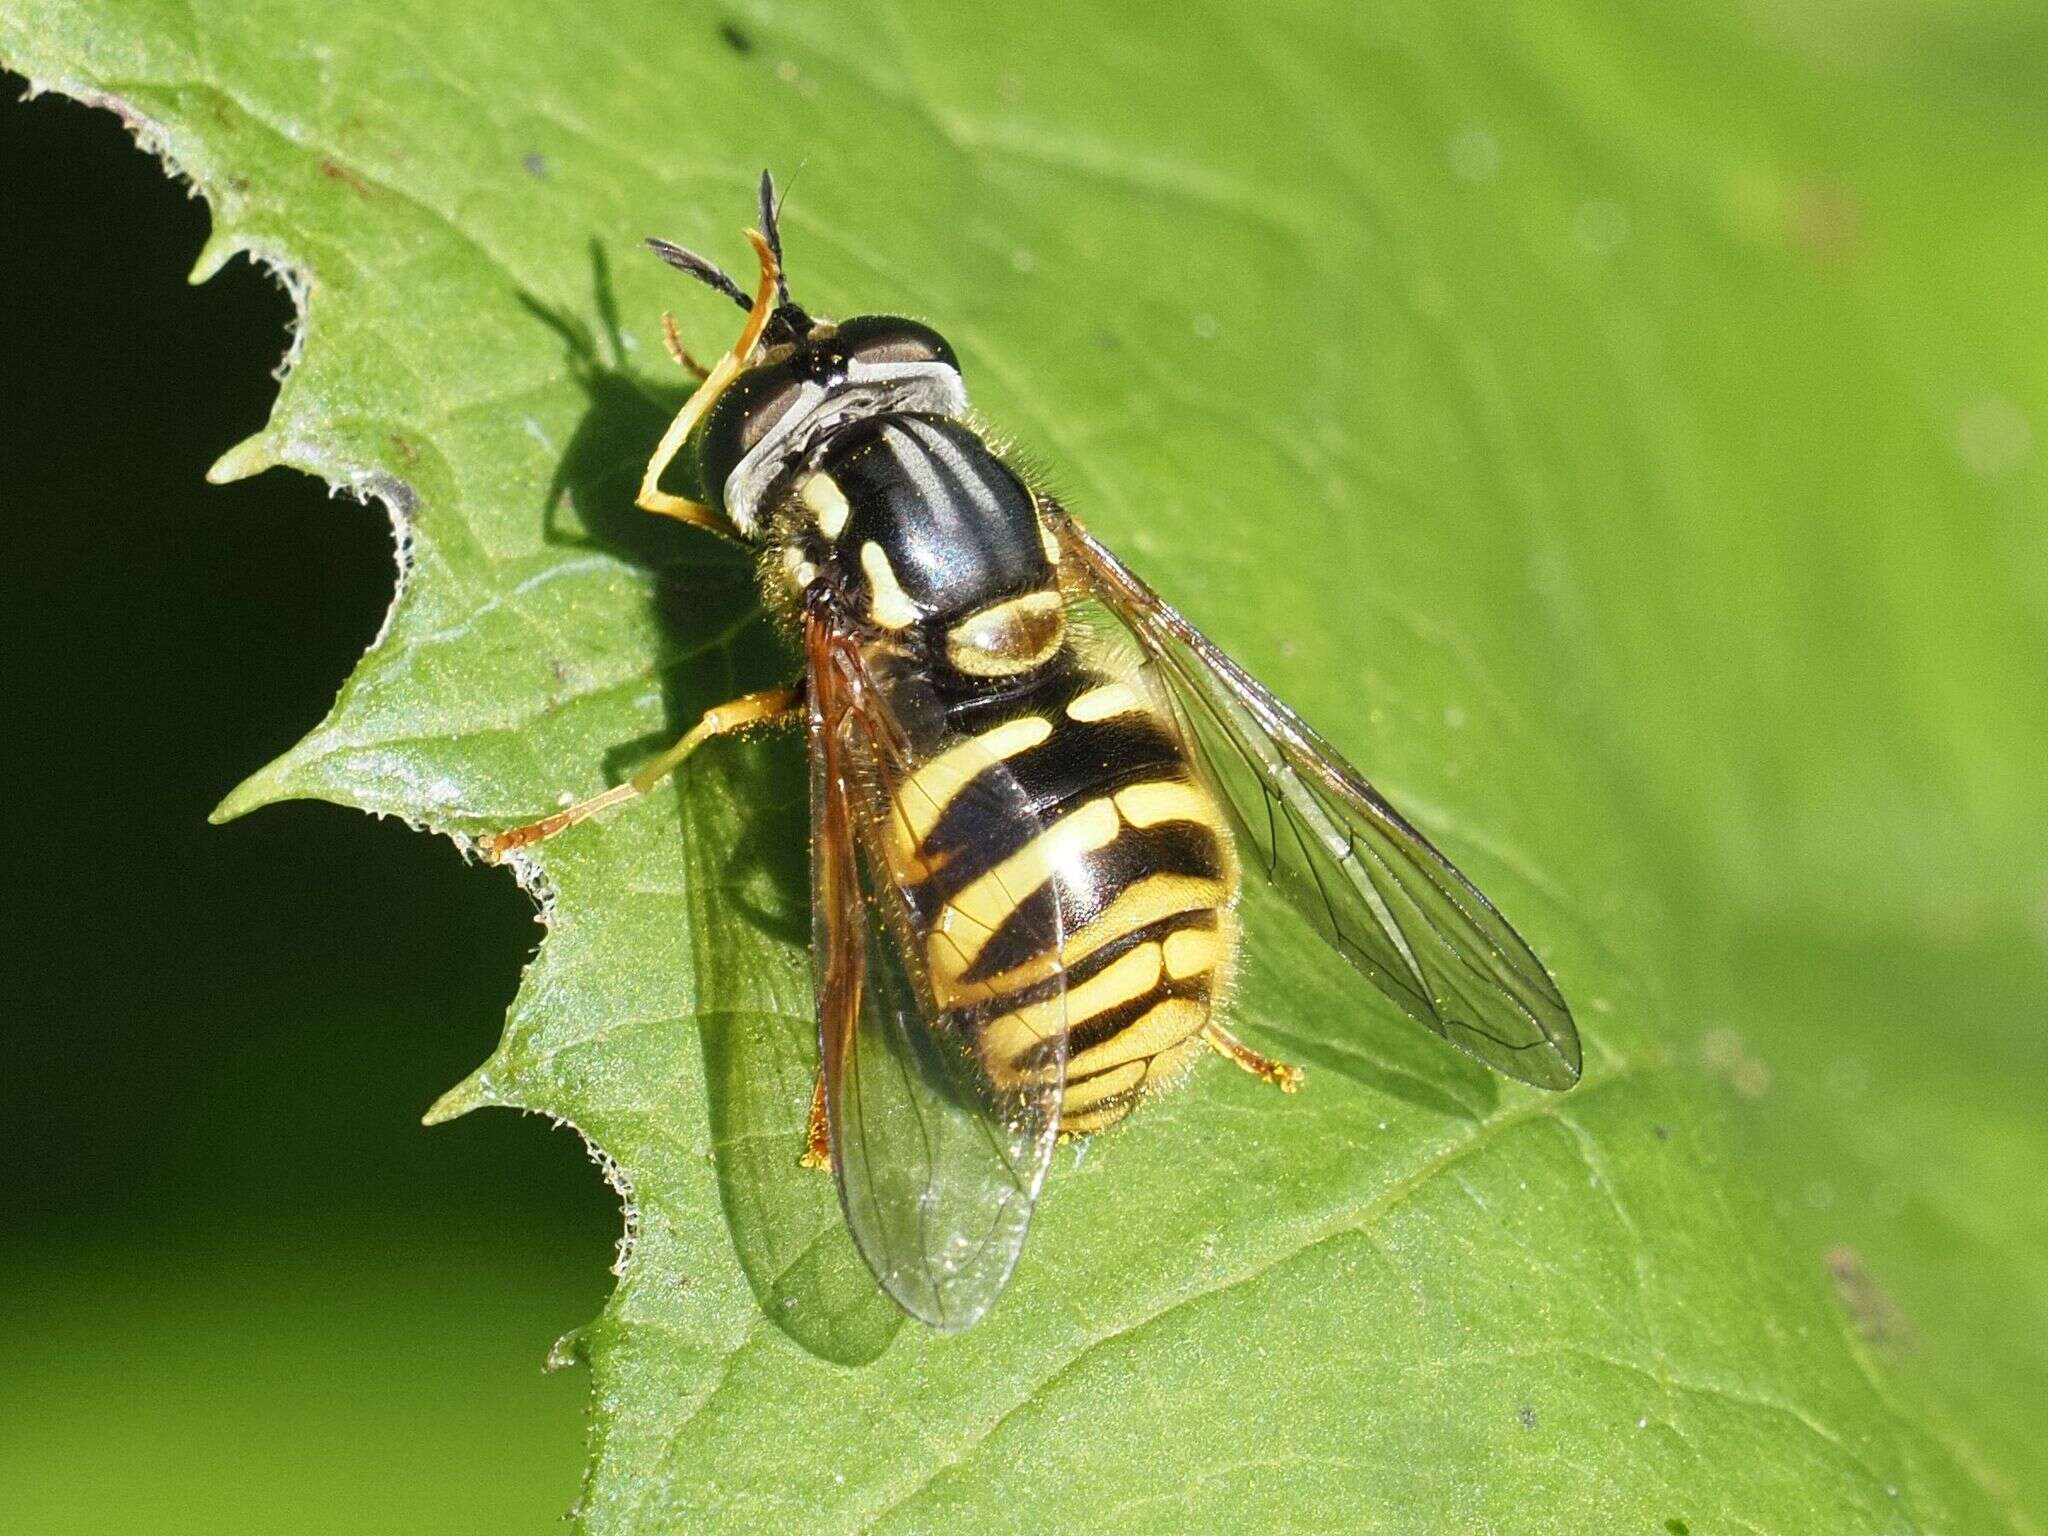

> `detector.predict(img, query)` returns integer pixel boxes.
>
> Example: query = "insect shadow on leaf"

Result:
[517,240,900,1363]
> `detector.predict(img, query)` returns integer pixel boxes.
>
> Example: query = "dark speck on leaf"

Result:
[319,157,370,197]
[1516,1404,1536,1430]
[1652,1123,1670,1141]
[522,151,549,179]
[1827,1245,1910,1347]
[720,21,754,54]
[1665,1520,1690,1535]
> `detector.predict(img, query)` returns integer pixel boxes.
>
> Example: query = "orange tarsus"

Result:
[661,310,709,378]
[1203,1022,1304,1093]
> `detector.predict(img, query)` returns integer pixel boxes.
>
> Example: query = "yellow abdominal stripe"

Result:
[924,869,1225,1010]
[1061,1059,1146,1113]
[1114,779,1221,832]
[1065,681,1145,722]
[880,677,1238,1130]
[887,715,1052,865]
[982,959,1212,1079]
[1059,1032,1211,1132]
[933,798,1122,963]
[924,779,1233,992]
[1070,996,1209,1077]
[984,942,1164,1051]
[934,780,1223,969]
[1163,924,1226,978]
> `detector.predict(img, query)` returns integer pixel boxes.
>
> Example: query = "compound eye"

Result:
[694,361,808,512]
[834,314,960,373]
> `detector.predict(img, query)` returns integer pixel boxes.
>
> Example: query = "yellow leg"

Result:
[635,229,784,539]
[1203,1021,1304,1093]
[478,686,799,862]
[799,1069,833,1172]
[638,485,734,532]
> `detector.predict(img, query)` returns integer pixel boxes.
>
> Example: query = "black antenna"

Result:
[756,169,792,306]
[644,236,752,314]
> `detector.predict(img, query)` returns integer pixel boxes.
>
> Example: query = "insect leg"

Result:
[1202,1021,1305,1093]
[798,1068,833,1172]
[635,229,784,537]
[478,684,799,862]
[660,311,711,379]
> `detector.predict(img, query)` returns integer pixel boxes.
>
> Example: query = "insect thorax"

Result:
[767,413,1068,686]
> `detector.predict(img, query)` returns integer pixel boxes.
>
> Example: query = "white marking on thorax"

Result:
[896,417,1007,518]
[877,421,957,514]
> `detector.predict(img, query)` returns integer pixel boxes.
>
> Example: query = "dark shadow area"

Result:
[0,81,607,1527]
[518,243,706,569]
[700,1009,904,1364]
[523,250,898,1359]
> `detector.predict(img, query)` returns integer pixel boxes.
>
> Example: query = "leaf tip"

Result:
[188,231,240,286]
[423,1068,503,1125]
[209,754,300,824]
[207,434,280,485]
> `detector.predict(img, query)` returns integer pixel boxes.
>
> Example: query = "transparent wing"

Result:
[1049,506,1581,1090]
[806,608,1068,1331]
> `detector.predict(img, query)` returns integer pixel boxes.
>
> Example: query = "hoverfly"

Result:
[483,174,1580,1331]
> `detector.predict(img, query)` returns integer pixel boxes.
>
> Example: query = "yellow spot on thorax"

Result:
[945,590,1065,677]
[780,544,818,595]
[800,472,851,540]
[860,542,922,628]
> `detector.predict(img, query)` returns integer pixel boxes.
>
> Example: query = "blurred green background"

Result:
[2,84,615,1532]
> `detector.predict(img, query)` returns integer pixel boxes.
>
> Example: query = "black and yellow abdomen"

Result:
[893,653,1239,1134]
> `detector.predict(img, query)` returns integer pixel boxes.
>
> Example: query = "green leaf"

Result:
[8,0,2043,1530]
